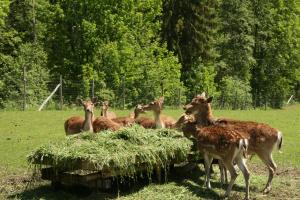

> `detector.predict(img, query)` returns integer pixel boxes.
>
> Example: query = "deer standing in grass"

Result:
[64,98,98,135]
[184,93,283,194]
[142,97,176,128]
[100,101,117,119]
[180,114,250,199]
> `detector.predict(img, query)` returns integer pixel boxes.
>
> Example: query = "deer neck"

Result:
[194,107,215,127]
[181,121,197,138]
[154,110,165,128]
[83,112,94,132]
[101,109,107,117]
[133,111,139,119]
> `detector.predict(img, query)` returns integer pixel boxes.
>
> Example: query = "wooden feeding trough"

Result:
[28,126,194,189]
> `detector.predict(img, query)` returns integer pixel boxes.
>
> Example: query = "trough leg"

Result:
[156,166,162,183]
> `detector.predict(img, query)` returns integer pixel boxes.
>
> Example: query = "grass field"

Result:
[0,104,300,199]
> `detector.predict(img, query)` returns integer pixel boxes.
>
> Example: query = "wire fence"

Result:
[1,75,297,111]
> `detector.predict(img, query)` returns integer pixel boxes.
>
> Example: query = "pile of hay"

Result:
[28,125,193,177]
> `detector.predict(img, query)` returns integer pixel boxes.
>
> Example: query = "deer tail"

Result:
[277,131,283,151]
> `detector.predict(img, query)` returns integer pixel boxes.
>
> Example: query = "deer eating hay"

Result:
[184,92,283,195]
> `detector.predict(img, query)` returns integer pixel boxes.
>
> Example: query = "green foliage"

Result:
[28,125,193,177]
[251,0,300,108]
[0,0,299,109]
[218,76,252,109]
[162,0,219,99]
[216,0,255,83]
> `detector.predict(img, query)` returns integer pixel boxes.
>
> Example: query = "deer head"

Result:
[78,97,98,114]
[183,92,213,115]
[183,93,215,126]
[133,104,145,118]
[142,97,164,113]
[100,100,110,117]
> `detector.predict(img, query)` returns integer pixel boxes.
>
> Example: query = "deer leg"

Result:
[222,161,238,199]
[218,160,228,185]
[258,152,277,194]
[204,154,213,189]
[236,155,250,200]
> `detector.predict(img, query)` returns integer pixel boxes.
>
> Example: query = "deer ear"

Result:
[158,96,164,103]
[200,92,206,98]
[207,96,213,103]
[77,98,84,106]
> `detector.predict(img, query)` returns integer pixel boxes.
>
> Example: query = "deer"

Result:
[184,92,283,194]
[111,104,145,126]
[181,115,250,200]
[142,97,176,128]
[64,98,98,135]
[100,101,117,119]
[93,116,121,133]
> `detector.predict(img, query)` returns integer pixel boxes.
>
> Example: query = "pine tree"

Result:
[161,0,219,98]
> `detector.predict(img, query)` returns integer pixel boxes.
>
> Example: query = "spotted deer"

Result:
[64,98,98,135]
[180,115,250,199]
[184,92,283,194]
[100,101,117,119]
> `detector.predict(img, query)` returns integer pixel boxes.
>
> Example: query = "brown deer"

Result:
[100,101,117,119]
[142,97,176,128]
[111,104,145,126]
[181,116,250,199]
[93,116,121,132]
[64,98,98,135]
[184,92,283,194]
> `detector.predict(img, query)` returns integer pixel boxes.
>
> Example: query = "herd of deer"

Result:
[64,93,283,200]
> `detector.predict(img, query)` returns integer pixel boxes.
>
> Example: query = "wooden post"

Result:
[178,88,181,108]
[91,79,95,99]
[264,96,267,110]
[122,76,125,110]
[59,75,63,110]
[161,82,164,97]
[32,0,36,42]
[23,66,26,111]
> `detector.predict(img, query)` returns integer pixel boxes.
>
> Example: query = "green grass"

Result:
[0,104,300,199]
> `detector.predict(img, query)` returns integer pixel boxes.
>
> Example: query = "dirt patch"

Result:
[0,174,34,195]
[248,162,300,178]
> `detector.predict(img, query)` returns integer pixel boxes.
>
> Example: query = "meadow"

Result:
[0,104,299,199]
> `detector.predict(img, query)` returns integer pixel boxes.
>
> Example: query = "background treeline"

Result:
[0,0,299,109]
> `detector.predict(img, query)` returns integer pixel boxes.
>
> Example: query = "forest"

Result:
[0,0,299,109]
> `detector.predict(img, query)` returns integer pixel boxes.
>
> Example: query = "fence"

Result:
[1,75,297,111]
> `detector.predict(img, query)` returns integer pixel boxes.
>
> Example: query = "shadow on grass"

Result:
[7,166,248,200]
[170,164,247,199]
[7,174,155,200]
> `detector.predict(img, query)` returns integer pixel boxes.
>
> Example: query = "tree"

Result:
[216,0,255,83]
[161,0,219,99]
[251,0,300,108]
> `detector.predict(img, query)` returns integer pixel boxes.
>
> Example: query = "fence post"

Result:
[91,79,95,99]
[233,91,238,110]
[23,66,26,111]
[122,76,125,110]
[178,88,181,108]
[161,82,164,97]
[59,75,63,110]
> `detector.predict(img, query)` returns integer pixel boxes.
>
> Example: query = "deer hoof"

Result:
[262,187,271,194]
